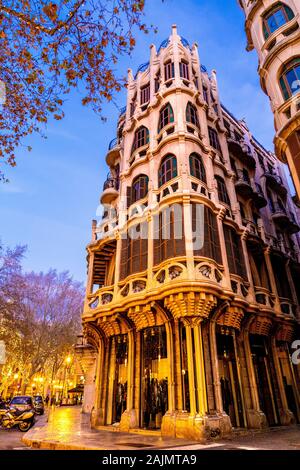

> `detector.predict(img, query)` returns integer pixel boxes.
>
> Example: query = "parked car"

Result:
[33,395,44,415]
[9,395,34,412]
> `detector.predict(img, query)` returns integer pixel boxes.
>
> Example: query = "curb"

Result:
[21,435,104,450]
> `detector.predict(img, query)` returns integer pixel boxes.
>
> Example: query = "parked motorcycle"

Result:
[1,407,35,432]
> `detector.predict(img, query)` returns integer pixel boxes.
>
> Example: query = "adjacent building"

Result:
[239,0,300,199]
[77,26,300,441]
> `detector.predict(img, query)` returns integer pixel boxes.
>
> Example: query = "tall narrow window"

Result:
[208,127,222,153]
[279,57,300,100]
[215,175,231,206]
[158,154,177,187]
[193,205,222,263]
[164,61,175,81]
[180,61,189,80]
[131,126,149,154]
[131,175,149,204]
[189,153,206,183]
[120,224,148,280]
[154,205,185,265]
[263,3,294,39]
[186,102,200,128]
[223,225,247,278]
[158,103,174,132]
[140,84,150,105]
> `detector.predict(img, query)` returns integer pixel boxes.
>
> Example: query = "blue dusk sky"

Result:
[0,0,278,284]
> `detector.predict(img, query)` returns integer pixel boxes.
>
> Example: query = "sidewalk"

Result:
[22,406,197,450]
[22,406,300,450]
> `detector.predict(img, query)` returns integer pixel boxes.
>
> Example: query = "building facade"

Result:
[78,26,300,441]
[239,0,300,199]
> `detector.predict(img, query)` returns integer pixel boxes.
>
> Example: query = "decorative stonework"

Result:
[164,291,217,321]
[217,306,245,330]
[127,304,156,330]
[276,324,295,343]
[97,314,127,337]
[250,316,273,336]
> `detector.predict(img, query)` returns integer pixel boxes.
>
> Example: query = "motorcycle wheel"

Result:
[18,421,32,432]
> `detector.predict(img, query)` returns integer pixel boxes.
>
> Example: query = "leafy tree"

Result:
[0,0,154,180]
[0,243,84,395]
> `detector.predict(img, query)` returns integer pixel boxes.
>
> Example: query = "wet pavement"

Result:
[22,406,300,451]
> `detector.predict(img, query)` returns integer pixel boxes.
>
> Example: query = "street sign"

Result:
[0,341,6,365]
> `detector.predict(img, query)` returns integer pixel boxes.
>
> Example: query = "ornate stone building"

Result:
[78,26,300,441]
[239,0,300,198]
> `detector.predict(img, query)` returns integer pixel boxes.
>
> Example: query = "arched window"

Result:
[208,127,222,153]
[131,126,149,154]
[189,153,206,183]
[215,175,231,206]
[263,3,294,39]
[158,103,174,132]
[186,102,200,127]
[279,57,300,100]
[131,175,149,204]
[158,154,177,187]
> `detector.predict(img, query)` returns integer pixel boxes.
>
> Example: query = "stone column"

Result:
[193,322,207,415]
[79,347,98,415]
[174,320,183,410]
[91,340,105,427]
[185,324,197,416]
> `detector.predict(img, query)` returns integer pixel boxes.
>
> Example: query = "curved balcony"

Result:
[270,203,300,233]
[254,286,275,310]
[280,298,296,317]
[270,202,290,226]
[242,219,261,244]
[253,182,267,209]
[264,171,287,197]
[106,137,122,167]
[235,169,254,198]
[227,135,256,169]
[100,175,119,205]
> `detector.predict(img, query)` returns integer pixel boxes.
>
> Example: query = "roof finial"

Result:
[172,24,177,35]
